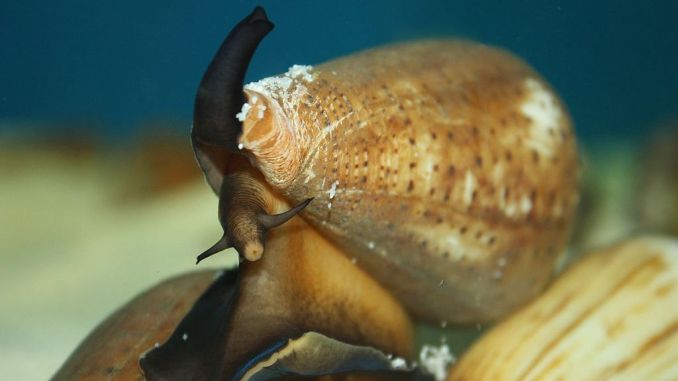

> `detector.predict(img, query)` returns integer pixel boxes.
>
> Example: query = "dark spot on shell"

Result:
[472,126,479,136]
[532,150,540,163]
[431,132,437,140]
[407,180,415,192]
[433,164,439,172]
[460,226,468,234]
[405,118,412,126]
[471,190,477,202]
[505,150,513,162]
[409,162,417,169]
[447,132,454,140]
[409,138,415,145]
[447,165,456,175]
[362,176,367,183]
[488,236,496,245]
[429,188,436,196]
[475,156,483,167]
[475,231,482,240]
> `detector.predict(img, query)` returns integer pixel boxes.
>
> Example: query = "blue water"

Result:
[1,0,676,143]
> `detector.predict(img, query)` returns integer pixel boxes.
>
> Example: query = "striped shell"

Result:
[238,40,579,323]
[448,235,678,380]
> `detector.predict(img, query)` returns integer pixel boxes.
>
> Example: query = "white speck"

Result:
[520,78,563,157]
[154,342,160,348]
[182,333,188,341]
[251,95,258,103]
[286,64,315,82]
[419,344,455,381]
[327,202,332,209]
[235,102,251,122]
[463,171,476,206]
[520,195,533,214]
[257,105,267,119]
[237,143,244,150]
[368,241,375,249]
[497,257,507,267]
[351,257,357,264]
[329,180,339,199]
[505,202,517,218]
[213,269,225,280]
[390,357,408,370]
[440,320,448,328]
[438,279,445,287]
[332,71,337,75]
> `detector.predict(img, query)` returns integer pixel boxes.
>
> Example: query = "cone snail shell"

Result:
[193,7,580,323]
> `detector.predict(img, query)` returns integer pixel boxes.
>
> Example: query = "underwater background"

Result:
[1,0,676,379]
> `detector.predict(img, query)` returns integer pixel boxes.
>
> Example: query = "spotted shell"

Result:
[238,39,579,323]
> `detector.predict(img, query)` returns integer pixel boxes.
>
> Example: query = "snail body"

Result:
[194,8,579,323]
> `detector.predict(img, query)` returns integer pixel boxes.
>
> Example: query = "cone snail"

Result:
[192,7,579,323]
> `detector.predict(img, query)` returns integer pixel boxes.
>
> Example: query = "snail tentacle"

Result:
[196,172,312,263]
[258,198,313,230]
[195,235,231,264]
[192,6,273,153]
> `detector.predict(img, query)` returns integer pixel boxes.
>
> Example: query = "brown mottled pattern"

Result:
[447,236,678,381]
[240,40,579,323]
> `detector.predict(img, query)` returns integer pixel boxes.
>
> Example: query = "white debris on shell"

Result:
[235,102,251,122]
[257,105,267,119]
[368,241,375,249]
[243,65,314,100]
[286,64,315,82]
[329,180,339,199]
[182,333,188,341]
[419,344,455,381]
[245,75,293,96]
[390,357,408,370]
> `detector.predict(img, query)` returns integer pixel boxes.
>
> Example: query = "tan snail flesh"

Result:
[237,40,579,323]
